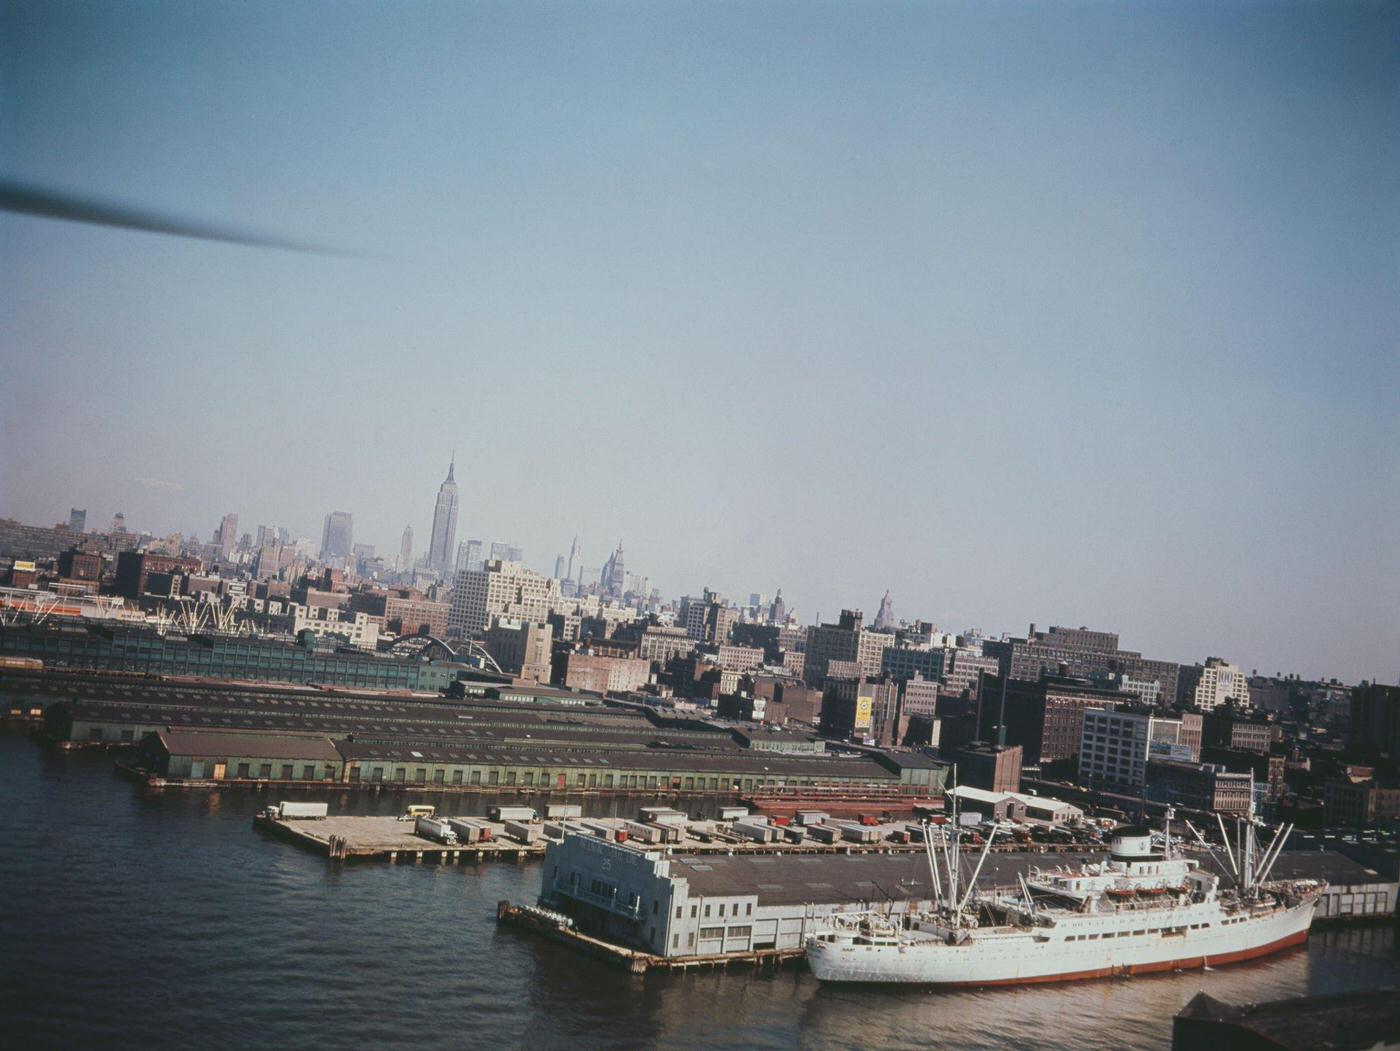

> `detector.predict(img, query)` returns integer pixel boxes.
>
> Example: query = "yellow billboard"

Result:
[854,695,873,731]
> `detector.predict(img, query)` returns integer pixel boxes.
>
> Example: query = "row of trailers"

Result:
[727,811,935,847]
[412,803,584,847]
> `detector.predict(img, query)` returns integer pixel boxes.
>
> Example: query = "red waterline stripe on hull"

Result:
[918,928,1311,988]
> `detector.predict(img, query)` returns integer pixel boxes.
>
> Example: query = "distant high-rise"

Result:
[566,535,581,582]
[217,513,239,555]
[399,525,414,570]
[769,589,787,624]
[111,511,127,533]
[321,511,354,560]
[488,540,523,563]
[69,508,86,534]
[554,554,566,579]
[600,541,626,598]
[874,590,895,630]
[463,539,483,572]
[426,456,460,572]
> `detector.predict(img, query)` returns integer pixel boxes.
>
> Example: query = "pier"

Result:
[254,809,1111,863]
[254,813,549,862]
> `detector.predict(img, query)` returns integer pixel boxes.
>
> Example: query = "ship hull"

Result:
[806,897,1318,987]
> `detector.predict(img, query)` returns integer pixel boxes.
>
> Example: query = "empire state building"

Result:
[427,456,460,573]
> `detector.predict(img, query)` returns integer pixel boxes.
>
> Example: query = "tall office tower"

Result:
[554,554,566,579]
[426,456,460,571]
[464,539,483,572]
[321,511,354,560]
[873,590,895,630]
[1188,657,1251,711]
[768,589,787,624]
[455,540,472,573]
[566,535,581,582]
[399,525,414,570]
[488,541,513,562]
[217,513,239,555]
[254,524,271,547]
[69,508,86,534]
[600,541,626,598]
[111,512,127,533]
[448,560,563,637]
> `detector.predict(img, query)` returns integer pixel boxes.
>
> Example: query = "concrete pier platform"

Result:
[256,811,1111,864]
[255,814,547,862]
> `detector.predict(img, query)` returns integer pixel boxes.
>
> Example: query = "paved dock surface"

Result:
[260,814,548,861]
[260,811,1108,863]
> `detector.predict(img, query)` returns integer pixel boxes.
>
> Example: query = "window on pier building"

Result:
[281,764,294,780]
[303,765,316,780]
[434,770,446,784]
[237,763,250,778]
[371,767,383,782]
[395,769,406,783]
[452,770,463,785]
[258,764,272,779]
[506,771,517,785]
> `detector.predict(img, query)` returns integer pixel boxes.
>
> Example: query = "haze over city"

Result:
[3,1,1396,684]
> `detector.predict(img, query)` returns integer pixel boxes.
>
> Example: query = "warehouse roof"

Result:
[667,851,1103,907]
[151,729,343,761]
[334,740,901,779]
[665,849,1390,909]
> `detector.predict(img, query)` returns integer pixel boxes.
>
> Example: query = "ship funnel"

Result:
[1108,825,1162,862]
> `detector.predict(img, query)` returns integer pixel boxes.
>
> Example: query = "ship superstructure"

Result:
[806,805,1324,986]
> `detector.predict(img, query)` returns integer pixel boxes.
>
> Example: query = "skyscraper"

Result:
[554,554,566,579]
[463,539,483,573]
[321,511,354,560]
[874,590,895,630]
[217,513,239,555]
[566,535,581,582]
[69,508,86,534]
[489,540,524,563]
[600,541,625,598]
[427,456,460,572]
[399,525,414,571]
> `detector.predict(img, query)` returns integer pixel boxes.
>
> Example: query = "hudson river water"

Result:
[3,727,1398,1050]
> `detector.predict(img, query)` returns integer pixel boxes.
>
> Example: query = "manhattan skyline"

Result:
[3,1,1397,684]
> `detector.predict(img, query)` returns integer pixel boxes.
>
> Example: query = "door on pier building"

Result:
[556,774,566,789]
[212,763,226,780]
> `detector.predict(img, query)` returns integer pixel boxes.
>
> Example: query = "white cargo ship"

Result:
[806,808,1324,987]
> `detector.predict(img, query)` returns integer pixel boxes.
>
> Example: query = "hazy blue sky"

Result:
[2,1,1396,683]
